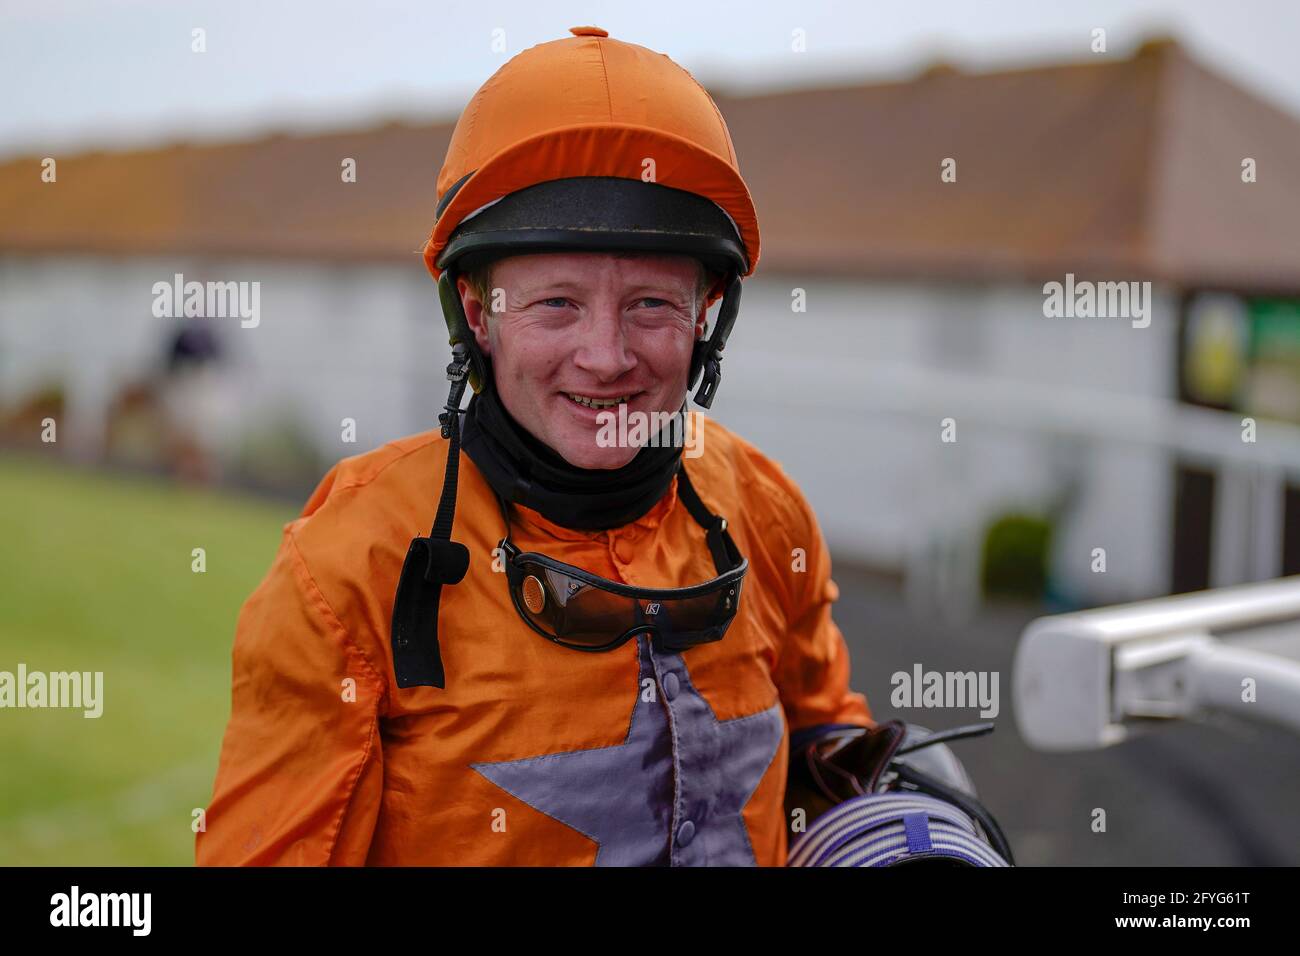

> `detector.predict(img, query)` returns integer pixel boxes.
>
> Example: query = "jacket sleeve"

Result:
[773,485,874,747]
[196,525,386,866]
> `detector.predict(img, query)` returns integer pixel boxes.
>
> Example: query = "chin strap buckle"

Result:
[440,347,473,438]
[693,351,723,409]
[446,357,469,383]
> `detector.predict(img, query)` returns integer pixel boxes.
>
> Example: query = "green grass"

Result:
[0,455,297,865]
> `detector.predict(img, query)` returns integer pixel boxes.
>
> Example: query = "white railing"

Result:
[1013,574,1300,750]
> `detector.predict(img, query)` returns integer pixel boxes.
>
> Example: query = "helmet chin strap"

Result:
[390,338,472,689]
[688,271,742,409]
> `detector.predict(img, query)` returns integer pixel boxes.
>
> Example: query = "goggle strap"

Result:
[676,464,741,575]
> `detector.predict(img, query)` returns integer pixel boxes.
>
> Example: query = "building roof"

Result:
[2,39,1298,292]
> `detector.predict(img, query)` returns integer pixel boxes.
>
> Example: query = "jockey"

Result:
[197,24,879,866]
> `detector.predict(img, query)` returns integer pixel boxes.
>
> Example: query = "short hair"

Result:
[463,255,716,319]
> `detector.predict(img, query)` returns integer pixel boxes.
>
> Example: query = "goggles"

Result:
[495,464,748,652]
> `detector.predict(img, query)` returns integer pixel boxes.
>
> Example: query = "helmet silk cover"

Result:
[424,26,761,288]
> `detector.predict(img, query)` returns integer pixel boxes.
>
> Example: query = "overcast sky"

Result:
[4,0,1299,159]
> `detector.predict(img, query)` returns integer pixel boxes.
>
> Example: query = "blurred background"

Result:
[2,0,1299,865]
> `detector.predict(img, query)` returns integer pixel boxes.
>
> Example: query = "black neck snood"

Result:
[460,384,685,531]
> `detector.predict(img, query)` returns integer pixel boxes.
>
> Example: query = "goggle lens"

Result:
[510,559,744,651]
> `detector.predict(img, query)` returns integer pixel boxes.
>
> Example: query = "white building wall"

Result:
[710,275,1181,604]
[0,254,443,459]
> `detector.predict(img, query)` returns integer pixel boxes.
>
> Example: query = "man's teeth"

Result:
[567,393,631,408]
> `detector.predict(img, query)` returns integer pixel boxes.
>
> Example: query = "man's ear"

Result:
[456,276,493,355]
[694,293,711,340]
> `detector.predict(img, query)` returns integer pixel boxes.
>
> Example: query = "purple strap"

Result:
[902,812,933,854]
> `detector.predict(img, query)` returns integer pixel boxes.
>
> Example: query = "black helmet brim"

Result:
[436,176,750,278]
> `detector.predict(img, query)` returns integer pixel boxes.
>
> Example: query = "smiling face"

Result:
[458,251,709,469]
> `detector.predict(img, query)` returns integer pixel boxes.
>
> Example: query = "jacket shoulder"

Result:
[692,417,809,522]
[688,417,828,618]
[264,430,452,673]
[296,429,448,523]
[285,427,457,577]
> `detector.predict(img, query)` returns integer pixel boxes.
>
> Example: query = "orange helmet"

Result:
[424,25,760,408]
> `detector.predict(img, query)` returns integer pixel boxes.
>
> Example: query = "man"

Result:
[197,25,875,867]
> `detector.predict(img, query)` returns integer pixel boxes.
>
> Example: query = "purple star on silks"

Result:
[471,634,674,865]
[471,633,785,866]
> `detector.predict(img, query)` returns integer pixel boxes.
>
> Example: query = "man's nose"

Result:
[571,308,638,381]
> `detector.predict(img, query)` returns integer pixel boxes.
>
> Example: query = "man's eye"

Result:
[638,297,672,309]
[539,297,570,309]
